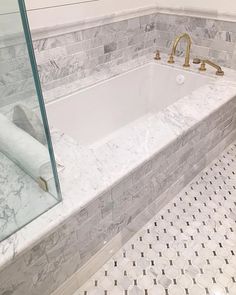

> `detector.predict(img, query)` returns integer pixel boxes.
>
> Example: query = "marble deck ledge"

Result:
[1,56,236,273]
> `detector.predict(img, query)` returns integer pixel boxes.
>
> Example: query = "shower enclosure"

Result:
[0,0,61,242]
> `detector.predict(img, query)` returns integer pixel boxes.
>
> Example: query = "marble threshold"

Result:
[1,55,236,274]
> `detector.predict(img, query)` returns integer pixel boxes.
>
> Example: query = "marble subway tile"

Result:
[132,161,153,185]
[0,43,27,62]
[104,41,117,54]
[127,17,141,32]
[208,48,232,66]
[102,21,128,35]
[0,257,29,295]
[231,44,236,68]
[191,44,209,58]
[35,46,68,65]
[33,31,79,52]
[66,39,91,55]
[2,12,236,110]
[82,26,102,40]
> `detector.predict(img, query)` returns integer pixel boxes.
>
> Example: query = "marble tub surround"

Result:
[1,7,236,114]
[0,37,36,115]
[77,141,236,295]
[34,11,236,103]
[1,60,236,295]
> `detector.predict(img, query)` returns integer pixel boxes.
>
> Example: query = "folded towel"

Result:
[12,104,46,145]
[0,113,61,185]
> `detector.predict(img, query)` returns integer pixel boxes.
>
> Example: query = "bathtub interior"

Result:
[46,62,214,146]
[149,63,214,111]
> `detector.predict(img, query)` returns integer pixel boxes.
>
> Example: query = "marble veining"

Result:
[77,141,236,295]
[1,9,236,116]
[0,151,58,242]
[34,12,236,104]
[1,58,236,294]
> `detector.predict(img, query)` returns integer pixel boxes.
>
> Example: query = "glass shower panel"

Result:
[0,0,61,242]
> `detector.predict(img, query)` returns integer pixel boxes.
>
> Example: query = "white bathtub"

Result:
[46,62,214,146]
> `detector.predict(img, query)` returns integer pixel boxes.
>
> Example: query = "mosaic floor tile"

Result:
[75,142,236,295]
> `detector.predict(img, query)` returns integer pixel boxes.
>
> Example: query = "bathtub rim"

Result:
[45,59,220,108]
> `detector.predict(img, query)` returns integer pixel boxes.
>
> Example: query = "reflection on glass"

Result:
[0,0,61,242]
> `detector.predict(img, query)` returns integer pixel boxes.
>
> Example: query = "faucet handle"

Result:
[154,50,161,60]
[193,57,201,64]
[193,58,207,71]
[199,61,207,71]
[168,54,175,64]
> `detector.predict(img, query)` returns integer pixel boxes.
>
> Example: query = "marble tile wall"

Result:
[0,40,35,115]
[1,12,236,112]
[1,88,236,295]
[33,13,236,101]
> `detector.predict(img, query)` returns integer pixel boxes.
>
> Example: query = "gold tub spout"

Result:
[168,33,192,67]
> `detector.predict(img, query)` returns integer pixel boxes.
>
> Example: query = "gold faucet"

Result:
[168,33,192,67]
[193,58,224,76]
[154,50,161,60]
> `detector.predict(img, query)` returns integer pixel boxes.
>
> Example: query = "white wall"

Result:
[25,0,236,31]
[26,0,156,30]
[156,0,236,17]
[0,0,24,37]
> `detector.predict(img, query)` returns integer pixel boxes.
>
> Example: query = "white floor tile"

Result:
[76,142,236,295]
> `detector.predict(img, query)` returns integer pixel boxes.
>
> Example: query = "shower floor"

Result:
[75,141,236,295]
